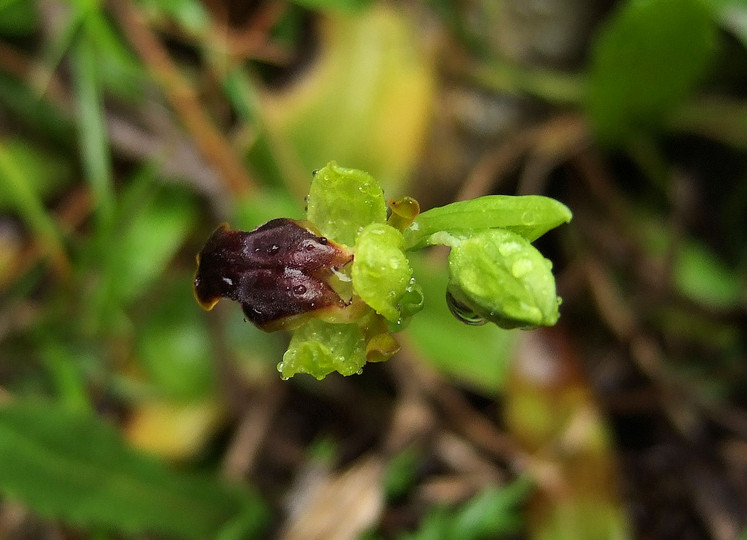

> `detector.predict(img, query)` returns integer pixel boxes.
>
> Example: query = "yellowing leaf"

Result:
[125,399,226,461]
[262,5,435,194]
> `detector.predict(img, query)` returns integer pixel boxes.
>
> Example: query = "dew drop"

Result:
[521,211,535,225]
[445,290,486,326]
[498,241,522,257]
[292,284,307,295]
[511,259,533,278]
[355,368,364,375]
[267,244,280,254]
[319,236,328,245]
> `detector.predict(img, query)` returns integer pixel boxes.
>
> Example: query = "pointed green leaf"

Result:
[405,195,572,250]
[587,0,718,143]
[0,402,267,539]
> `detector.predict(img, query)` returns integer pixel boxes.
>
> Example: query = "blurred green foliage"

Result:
[0,402,267,539]
[0,0,745,538]
[398,477,531,540]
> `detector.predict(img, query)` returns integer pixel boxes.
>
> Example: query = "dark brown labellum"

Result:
[194,218,353,331]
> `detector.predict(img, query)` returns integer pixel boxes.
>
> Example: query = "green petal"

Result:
[306,161,387,246]
[447,229,560,329]
[352,223,413,323]
[278,319,366,379]
[405,195,572,250]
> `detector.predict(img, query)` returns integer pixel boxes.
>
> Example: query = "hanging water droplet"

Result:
[355,368,364,375]
[445,289,486,326]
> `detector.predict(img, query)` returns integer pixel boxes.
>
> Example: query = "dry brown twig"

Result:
[109,0,256,198]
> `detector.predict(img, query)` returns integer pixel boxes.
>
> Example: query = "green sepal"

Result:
[404,195,572,250]
[278,319,367,379]
[352,223,416,323]
[306,161,387,246]
[447,229,561,329]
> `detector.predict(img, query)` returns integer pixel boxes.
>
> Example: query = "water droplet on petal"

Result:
[521,211,535,225]
[267,244,280,254]
[498,241,522,257]
[445,290,486,326]
[511,258,533,278]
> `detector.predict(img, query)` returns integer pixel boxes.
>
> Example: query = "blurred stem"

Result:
[470,61,587,105]
[473,61,747,151]
[110,0,256,197]
[71,23,115,233]
[39,343,92,414]
[626,135,671,195]
[0,141,69,275]
[668,96,747,149]
[222,67,310,199]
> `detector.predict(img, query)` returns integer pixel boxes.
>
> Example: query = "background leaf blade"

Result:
[0,402,267,539]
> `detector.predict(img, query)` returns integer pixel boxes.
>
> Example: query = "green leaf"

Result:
[587,0,718,143]
[260,5,435,195]
[0,402,267,539]
[279,319,367,379]
[0,0,38,36]
[382,446,421,500]
[139,0,210,35]
[72,23,115,229]
[352,223,414,322]
[0,138,72,211]
[109,182,197,304]
[673,239,744,309]
[405,195,572,250]
[0,140,66,264]
[0,74,74,145]
[400,477,531,540]
[447,230,560,329]
[290,0,372,13]
[137,278,217,401]
[306,161,387,246]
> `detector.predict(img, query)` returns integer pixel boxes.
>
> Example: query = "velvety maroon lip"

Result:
[194,218,353,330]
